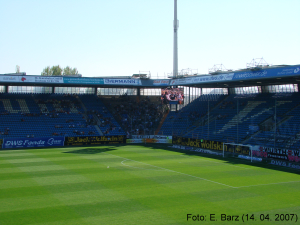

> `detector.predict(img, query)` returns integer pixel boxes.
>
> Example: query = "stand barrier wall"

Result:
[172,136,250,155]
[1,135,126,148]
[172,136,300,170]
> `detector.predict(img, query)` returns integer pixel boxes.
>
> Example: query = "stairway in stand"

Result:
[155,109,170,135]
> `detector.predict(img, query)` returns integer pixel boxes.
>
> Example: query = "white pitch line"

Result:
[235,180,300,188]
[121,159,159,170]
[102,152,236,189]
[178,156,300,188]
[180,155,250,169]
[103,152,300,189]
[102,152,300,189]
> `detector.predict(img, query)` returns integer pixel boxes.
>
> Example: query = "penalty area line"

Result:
[235,180,300,188]
[102,152,236,189]
[180,155,250,169]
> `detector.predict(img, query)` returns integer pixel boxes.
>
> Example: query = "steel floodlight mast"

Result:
[173,0,179,79]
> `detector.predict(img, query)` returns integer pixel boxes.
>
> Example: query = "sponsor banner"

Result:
[35,76,63,83]
[270,159,300,170]
[127,138,172,144]
[132,135,149,139]
[170,78,191,85]
[172,136,250,155]
[140,79,170,86]
[132,135,172,140]
[276,66,300,76]
[252,150,268,158]
[145,138,172,144]
[169,65,300,86]
[170,73,234,85]
[193,73,234,83]
[287,154,300,163]
[0,75,22,82]
[193,148,223,156]
[232,145,251,155]
[231,65,300,80]
[232,70,268,80]
[259,146,300,162]
[0,75,63,84]
[232,145,300,162]
[20,76,35,82]
[63,77,104,85]
[172,145,188,150]
[152,80,170,86]
[171,145,223,156]
[238,155,262,162]
[126,139,143,144]
[171,145,185,149]
[65,135,126,145]
[171,145,193,150]
[104,79,141,85]
[172,136,222,150]
[2,137,64,149]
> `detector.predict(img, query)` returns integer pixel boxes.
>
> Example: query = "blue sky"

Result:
[0,0,299,78]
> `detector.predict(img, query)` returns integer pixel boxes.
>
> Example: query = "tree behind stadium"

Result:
[41,65,78,76]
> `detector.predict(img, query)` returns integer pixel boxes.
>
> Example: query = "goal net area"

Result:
[223,143,258,162]
[171,140,263,163]
[171,136,264,162]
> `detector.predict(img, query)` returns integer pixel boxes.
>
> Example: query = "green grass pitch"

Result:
[0,144,299,225]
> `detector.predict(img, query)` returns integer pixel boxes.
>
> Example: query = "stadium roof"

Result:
[187,74,300,89]
[170,64,300,89]
[0,64,300,89]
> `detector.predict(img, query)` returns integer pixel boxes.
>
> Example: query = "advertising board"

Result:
[172,136,250,155]
[65,135,126,145]
[63,77,104,85]
[126,138,172,144]
[2,137,64,148]
[104,79,141,85]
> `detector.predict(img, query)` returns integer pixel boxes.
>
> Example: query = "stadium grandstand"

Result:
[0,62,300,152]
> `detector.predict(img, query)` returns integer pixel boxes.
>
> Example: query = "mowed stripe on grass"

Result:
[0,145,299,225]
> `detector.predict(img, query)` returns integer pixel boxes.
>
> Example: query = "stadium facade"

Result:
[0,64,300,160]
